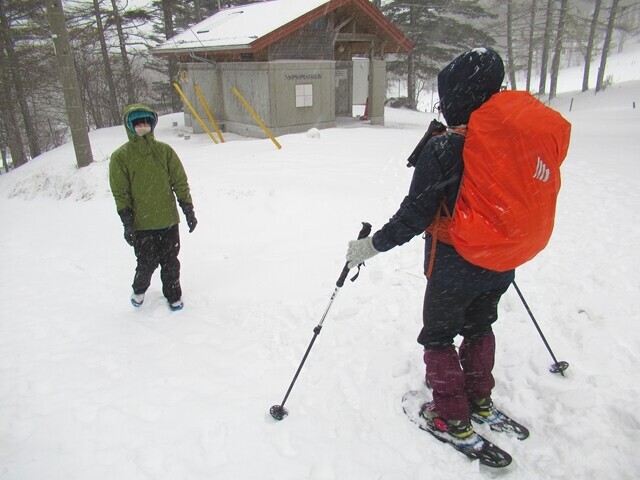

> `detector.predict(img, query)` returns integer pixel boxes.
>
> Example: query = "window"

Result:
[295,84,313,108]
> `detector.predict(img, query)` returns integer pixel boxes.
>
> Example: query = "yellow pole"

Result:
[172,82,218,144]
[231,87,282,150]
[194,84,225,143]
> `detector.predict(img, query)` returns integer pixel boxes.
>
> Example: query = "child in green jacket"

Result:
[109,103,197,311]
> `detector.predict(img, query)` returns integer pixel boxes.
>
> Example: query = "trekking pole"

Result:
[512,281,569,376]
[270,222,372,421]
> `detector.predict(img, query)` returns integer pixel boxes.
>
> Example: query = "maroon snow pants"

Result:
[418,284,508,421]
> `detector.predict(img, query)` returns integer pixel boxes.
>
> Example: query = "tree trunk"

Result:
[0,116,7,173]
[93,0,120,125]
[618,29,625,53]
[538,0,554,95]
[0,0,41,159]
[78,66,105,129]
[161,0,181,112]
[1,144,8,174]
[582,0,603,91]
[407,51,415,106]
[596,0,620,92]
[407,5,416,106]
[506,0,517,89]
[0,83,27,169]
[110,0,135,105]
[0,47,28,168]
[526,0,537,92]
[549,0,568,99]
[46,0,93,168]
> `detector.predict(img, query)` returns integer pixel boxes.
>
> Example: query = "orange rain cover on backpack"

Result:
[448,91,571,271]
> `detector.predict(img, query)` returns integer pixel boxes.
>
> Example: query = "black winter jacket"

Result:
[372,131,514,293]
[372,47,515,292]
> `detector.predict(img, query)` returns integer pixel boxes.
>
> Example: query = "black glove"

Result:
[180,201,198,233]
[117,208,135,246]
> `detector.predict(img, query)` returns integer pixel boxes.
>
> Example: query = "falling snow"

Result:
[1,47,639,480]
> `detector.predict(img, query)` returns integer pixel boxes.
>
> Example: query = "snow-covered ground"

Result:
[1,51,639,479]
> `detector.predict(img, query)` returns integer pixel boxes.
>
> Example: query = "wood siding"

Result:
[269,30,334,61]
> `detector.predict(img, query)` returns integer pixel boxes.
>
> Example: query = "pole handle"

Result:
[406,119,446,168]
[336,222,372,288]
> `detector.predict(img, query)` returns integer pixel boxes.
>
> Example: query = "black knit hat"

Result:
[437,48,505,126]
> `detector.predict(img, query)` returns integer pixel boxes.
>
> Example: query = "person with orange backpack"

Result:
[345,48,570,460]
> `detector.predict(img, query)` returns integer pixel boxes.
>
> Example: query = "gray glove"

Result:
[346,236,379,269]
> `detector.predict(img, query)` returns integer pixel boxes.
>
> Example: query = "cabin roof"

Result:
[152,0,413,56]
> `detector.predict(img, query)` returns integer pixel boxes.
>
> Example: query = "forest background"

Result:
[1,0,639,172]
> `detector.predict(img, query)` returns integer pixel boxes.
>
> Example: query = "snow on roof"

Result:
[154,0,331,52]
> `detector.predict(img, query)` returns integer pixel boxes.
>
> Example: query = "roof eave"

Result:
[356,0,414,52]
[250,0,335,52]
[151,0,414,58]
[151,44,253,56]
[251,0,414,54]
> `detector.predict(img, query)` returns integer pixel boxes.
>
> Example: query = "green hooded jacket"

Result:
[109,103,193,231]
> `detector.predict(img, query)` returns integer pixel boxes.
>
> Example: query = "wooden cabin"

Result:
[151,0,413,138]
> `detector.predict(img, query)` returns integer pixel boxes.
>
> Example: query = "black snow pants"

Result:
[417,284,509,349]
[132,224,181,303]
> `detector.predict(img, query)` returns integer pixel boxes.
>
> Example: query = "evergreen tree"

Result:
[582,0,603,91]
[537,0,554,94]
[506,0,516,89]
[525,0,537,92]
[146,0,261,112]
[382,0,497,105]
[46,0,93,168]
[0,0,44,162]
[91,0,121,124]
[549,0,569,99]
[65,0,154,125]
[596,0,621,92]
[0,48,28,168]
